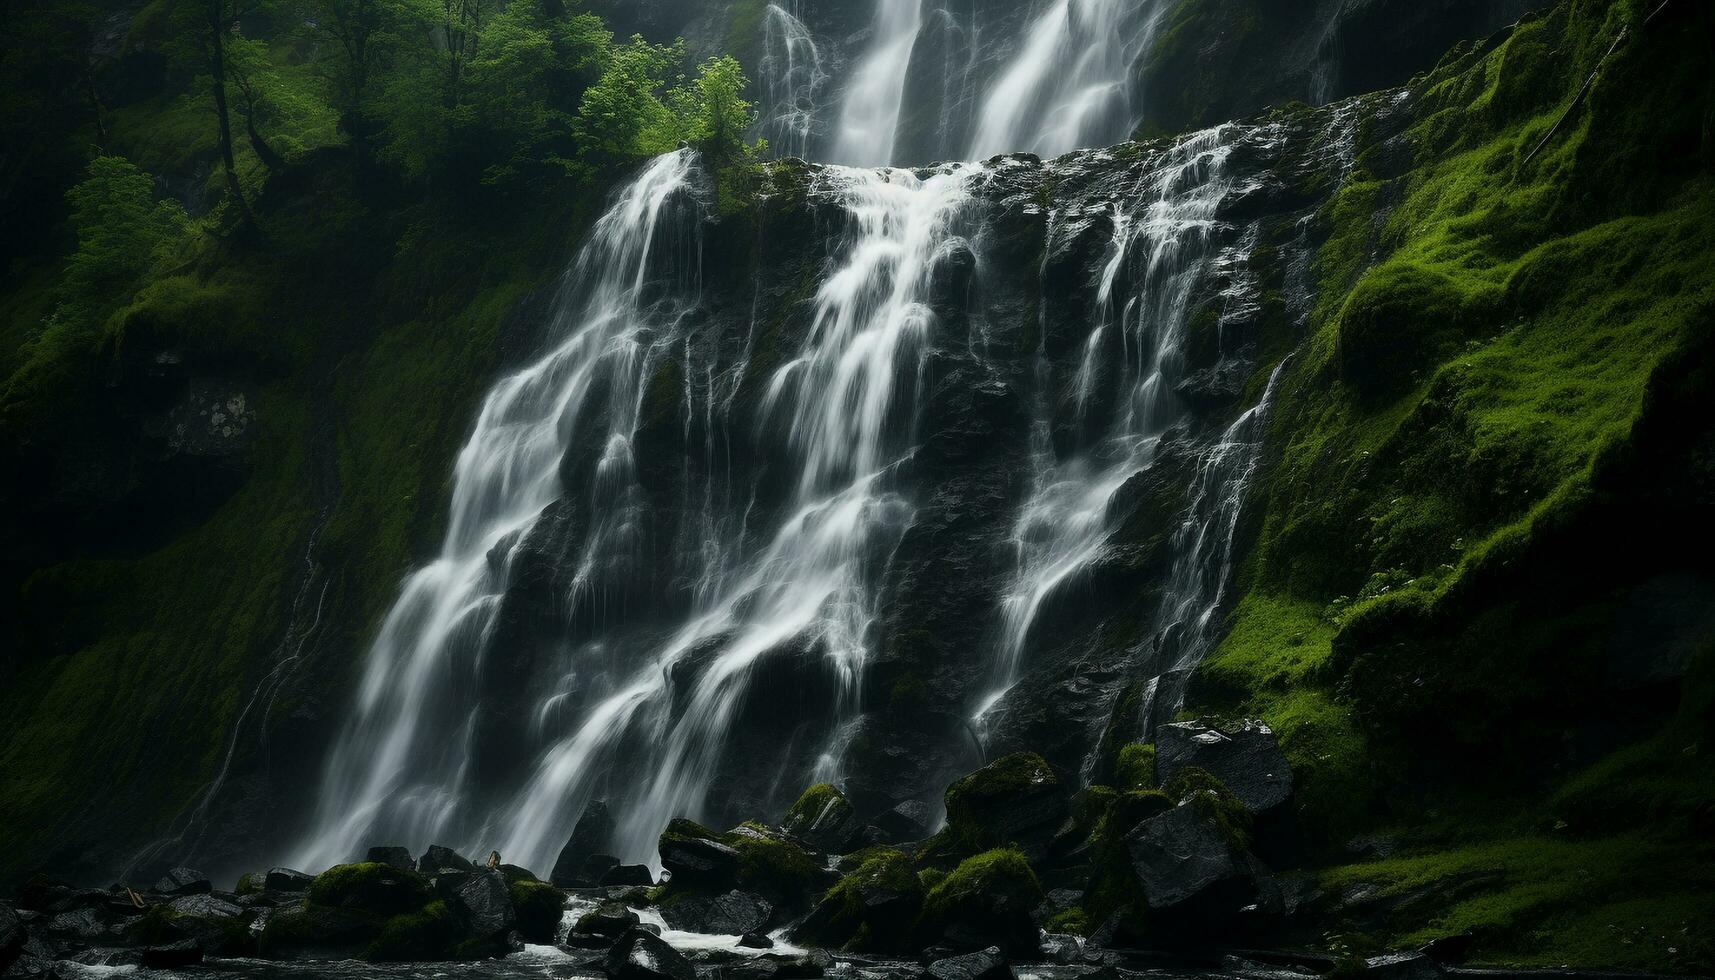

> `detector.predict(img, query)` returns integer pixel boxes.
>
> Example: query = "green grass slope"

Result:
[1188,0,1715,969]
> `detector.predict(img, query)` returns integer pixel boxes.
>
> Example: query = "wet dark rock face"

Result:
[459,99,1390,842]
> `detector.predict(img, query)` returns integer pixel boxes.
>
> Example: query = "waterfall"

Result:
[966,0,1165,161]
[293,150,705,872]
[1134,356,1287,729]
[297,150,989,873]
[291,0,1378,876]
[757,2,829,160]
[502,162,984,870]
[828,0,924,167]
[974,126,1240,725]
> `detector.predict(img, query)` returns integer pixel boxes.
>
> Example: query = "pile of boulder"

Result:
[2,717,1465,980]
[0,844,567,976]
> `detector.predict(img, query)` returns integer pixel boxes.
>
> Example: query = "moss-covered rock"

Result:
[1115,743,1157,790]
[509,880,566,944]
[365,900,458,962]
[658,818,741,887]
[308,862,431,916]
[259,901,386,958]
[916,847,1042,956]
[724,822,827,905]
[793,848,923,952]
[1162,766,1254,852]
[1081,788,1174,935]
[941,752,1067,859]
[781,783,859,851]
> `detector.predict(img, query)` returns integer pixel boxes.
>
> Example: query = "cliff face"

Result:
[3,0,1713,967]
[607,0,1554,163]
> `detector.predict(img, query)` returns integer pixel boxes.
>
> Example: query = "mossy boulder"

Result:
[658,818,741,887]
[1124,804,1254,915]
[160,894,252,955]
[781,783,860,851]
[917,847,1042,957]
[308,862,431,916]
[1115,743,1157,790]
[1335,261,1497,399]
[942,752,1068,860]
[576,899,639,938]
[365,900,459,962]
[724,822,829,906]
[1162,765,1254,851]
[509,880,566,943]
[1156,719,1292,815]
[793,848,923,952]
[1076,788,1174,937]
[259,901,387,958]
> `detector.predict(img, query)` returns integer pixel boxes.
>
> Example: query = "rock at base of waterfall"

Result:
[577,900,640,938]
[1124,803,1258,916]
[439,868,515,937]
[164,894,244,949]
[142,939,204,968]
[605,927,698,980]
[942,753,1067,862]
[659,819,742,887]
[510,879,568,944]
[265,868,314,892]
[1418,934,1475,965]
[260,900,386,957]
[418,844,475,875]
[317,862,431,916]
[1155,719,1293,815]
[554,801,618,886]
[366,846,415,872]
[927,946,1015,980]
[871,800,933,842]
[1362,952,1444,980]
[1,904,25,973]
[738,931,774,949]
[603,863,655,887]
[919,852,1040,959]
[151,868,212,896]
[781,784,861,852]
[660,889,772,936]
[569,854,621,887]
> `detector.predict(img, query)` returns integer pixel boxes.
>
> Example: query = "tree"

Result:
[689,55,758,166]
[51,157,185,328]
[574,35,684,161]
[175,0,254,220]
[302,0,385,128]
[440,0,487,107]
[227,38,288,172]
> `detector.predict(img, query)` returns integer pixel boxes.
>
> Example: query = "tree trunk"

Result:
[207,1,251,221]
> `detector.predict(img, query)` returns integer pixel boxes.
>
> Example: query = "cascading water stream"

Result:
[828,0,923,167]
[505,162,983,869]
[293,150,705,872]
[967,0,1167,161]
[298,150,988,873]
[975,126,1239,724]
[757,2,829,160]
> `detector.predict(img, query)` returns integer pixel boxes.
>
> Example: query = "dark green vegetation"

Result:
[0,0,762,887]
[1184,0,1715,969]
